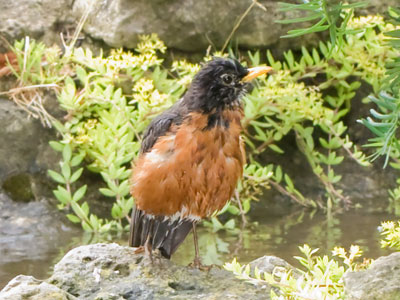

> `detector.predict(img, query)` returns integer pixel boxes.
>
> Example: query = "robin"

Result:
[129,57,272,266]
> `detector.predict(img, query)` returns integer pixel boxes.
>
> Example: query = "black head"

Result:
[183,58,250,113]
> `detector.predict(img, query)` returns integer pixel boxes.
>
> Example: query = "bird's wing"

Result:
[130,100,193,258]
[140,102,183,154]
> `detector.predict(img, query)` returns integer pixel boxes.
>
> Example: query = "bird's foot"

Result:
[133,246,145,254]
[133,246,156,264]
[188,258,212,271]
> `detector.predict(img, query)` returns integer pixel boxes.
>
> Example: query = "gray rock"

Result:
[249,255,294,275]
[0,0,73,47]
[71,0,292,52]
[0,98,60,200]
[71,0,396,53]
[0,275,77,300]
[0,192,81,288]
[0,0,397,52]
[344,252,400,300]
[46,243,268,299]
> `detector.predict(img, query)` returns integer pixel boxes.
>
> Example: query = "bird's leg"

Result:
[144,235,153,263]
[144,218,154,263]
[191,222,202,268]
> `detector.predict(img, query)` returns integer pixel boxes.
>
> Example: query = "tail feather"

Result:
[129,207,194,259]
[129,208,144,247]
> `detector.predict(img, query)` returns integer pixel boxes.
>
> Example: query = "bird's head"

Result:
[184,57,272,112]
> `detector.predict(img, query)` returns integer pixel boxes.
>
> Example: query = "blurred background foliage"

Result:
[222,2,400,299]
[4,0,400,297]
[3,8,400,234]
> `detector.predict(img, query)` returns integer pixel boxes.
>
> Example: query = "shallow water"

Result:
[0,206,395,289]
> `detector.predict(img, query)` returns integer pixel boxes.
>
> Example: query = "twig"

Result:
[269,179,310,206]
[255,138,275,153]
[0,83,59,95]
[234,190,247,226]
[221,0,266,53]
[64,0,93,56]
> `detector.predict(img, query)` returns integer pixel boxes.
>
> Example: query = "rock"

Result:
[0,0,397,52]
[71,0,395,53]
[2,173,35,202]
[0,192,81,288]
[0,98,60,200]
[344,252,400,300]
[39,243,267,299]
[0,0,73,47]
[71,0,290,52]
[0,275,77,300]
[250,255,295,274]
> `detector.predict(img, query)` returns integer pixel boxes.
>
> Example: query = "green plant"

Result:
[358,7,400,212]
[48,142,115,232]
[225,244,368,300]
[1,37,68,126]
[380,220,400,250]
[242,14,400,207]
[6,12,399,232]
[47,35,182,232]
[278,0,369,54]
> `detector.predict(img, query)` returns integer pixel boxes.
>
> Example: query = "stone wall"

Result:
[0,0,397,52]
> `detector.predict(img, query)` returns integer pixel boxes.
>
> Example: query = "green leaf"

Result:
[61,161,71,180]
[71,202,88,220]
[227,205,240,215]
[284,174,294,190]
[62,144,72,162]
[277,13,323,25]
[275,166,283,183]
[282,19,330,38]
[99,188,116,197]
[224,219,235,230]
[117,180,130,197]
[89,214,99,229]
[269,144,284,154]
[70,168,84,183]
[76,65,87,84]
[70,153,85,167]
[81,202,90,216]
[72,184,87,202]
[66,214,81,223]
[82,221,93,232]
[211,217,223,231]
[53,186,71,204]
[48,170,65,184]
[386,30,400,38]
[49,141,64,152]
[243,199,251,213]
[111,204,122,219]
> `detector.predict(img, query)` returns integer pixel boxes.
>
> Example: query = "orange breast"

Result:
[131,109,245,219]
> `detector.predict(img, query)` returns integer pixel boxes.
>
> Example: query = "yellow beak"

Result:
[242,66,273,82]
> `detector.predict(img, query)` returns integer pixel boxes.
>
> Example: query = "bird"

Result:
[129,57,272,266]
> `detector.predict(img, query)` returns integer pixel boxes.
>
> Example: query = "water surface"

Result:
[0,207,395,289]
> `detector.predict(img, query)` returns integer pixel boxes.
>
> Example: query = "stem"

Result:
[329,125,369,165]
[235,190,247,226]
[221,0,265,52]
[255,138,275,153]
[66,180,71,209]
[295,131,349,205]
[269,179,310,206]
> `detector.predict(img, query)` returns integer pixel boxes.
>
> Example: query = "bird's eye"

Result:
[221,74,234,85]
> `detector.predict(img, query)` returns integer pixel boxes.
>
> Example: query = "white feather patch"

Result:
[164,206,201,223]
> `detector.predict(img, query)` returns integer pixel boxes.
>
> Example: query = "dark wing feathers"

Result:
[129,208,193,259]
[140,101,184,154]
